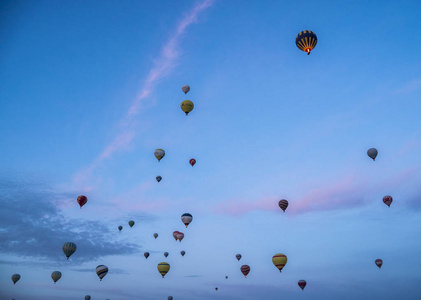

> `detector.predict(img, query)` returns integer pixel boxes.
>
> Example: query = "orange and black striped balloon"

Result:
[295,30,317,55]
[278,199,288,212]
[241,265,250,277]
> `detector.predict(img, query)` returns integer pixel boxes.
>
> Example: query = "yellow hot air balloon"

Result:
[180,100,194,116]
[272,253,287,272]
[295,30,317,55]
[157,262,170,278]
[154,149,165,162]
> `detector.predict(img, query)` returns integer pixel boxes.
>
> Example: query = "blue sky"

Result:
[1,0,421,299]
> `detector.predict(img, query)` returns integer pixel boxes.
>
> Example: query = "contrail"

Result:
[74,0,213,186]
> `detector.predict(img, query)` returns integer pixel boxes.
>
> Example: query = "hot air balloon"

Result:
[173,231,180,241]
[241,265,250,278]
[164,252,169,258]
[189,158,196,167]
[298,280,307,291]
[118,226,123,231]
[236,254,242,261]
[181,213,193,227]
[129,220,135,227]
[375,259,383,269]
[168,297,173,300]
[367,148,378,161]
[225,276,228,279]
[296,30,317,55]
[156,176,162,182]
[157,262,170,278]
[215,287,218,291]
[272,253,288,272]
[51,271,62,284]
[62,242,77,259]
[383,195,393,207]
[154,233,158,239]
[181,251,186,257]
[85,296,91,300]
[77,195,88,208]
[154,149,165,162]
[11,274,20,285]
[176,232,184,242]
[144,252,150,259]
[96,265,108,281]
[182,85,190,94]
[278,199,288,213]
[181,100,194,115]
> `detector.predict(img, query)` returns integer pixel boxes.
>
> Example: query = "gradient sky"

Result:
[1,0,421,299]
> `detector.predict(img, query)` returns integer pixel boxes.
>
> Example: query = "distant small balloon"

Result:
[181,213,193,227]
[129,220,135,227]
[215,287,218,291]
[182,85,190,94]
[156,176,162,182]
[278,199,288,212]
[181,250,186,257]
[144,252,150,259]
[176,232,184,242]
[298,280,307,290]
[241,265,250,278]
[164,252,169,258]
[367,148,378,161]
[236,254,242,261]
[173,231,180,241]
[118,225,123,231]
[168,297,173,300]
[189,158,196,167]
[51,271,62,284]
[85,296,91,300]
[62,242,77,259]
[154,149,165,162]
[11,274,20,285]
[375,259,383,269]
[154,233,158,239]
[96,265,108,281]
[383,195,393,207]
[225,275,228,279]
[77,195,88,208]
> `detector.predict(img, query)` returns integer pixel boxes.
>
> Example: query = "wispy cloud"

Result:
[395,78,421,95]
[74,0,213,186]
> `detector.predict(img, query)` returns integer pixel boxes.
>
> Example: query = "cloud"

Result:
[394,78,421,94]
[0,177,140,264]
[73,0,213,186]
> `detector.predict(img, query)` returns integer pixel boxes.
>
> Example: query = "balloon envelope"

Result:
[118,226,123,231]
[154,149,165,161]
[296,30,317,54]
[215,287,218,291]
[173,231,180,241]
[241,265,250,277]
[156,176,162,182]
[11,274,20,284]
[278,199,288,212]
[236,254,242,261]
[164,252,169,258]
[176,232,184,242]
[181,213,193,227]
[181,251,186,257]
[85,296,91,300]
[51,271,61,283]
[157,262,170,278]
[168,297,173,300]
[154,233,158,239]
[181,100,194,115]
[96,265,108,281]
[375,259,383,269]
[367,148,378,161]
[62,242,77,259]
[189,158,196,167]
[383,195,393,207]
[272,253,288,272]
[298,280,307,290]
[182,85,190,94]
[77,195,87,208]
[144,252,150,259]
[129,220,135,227]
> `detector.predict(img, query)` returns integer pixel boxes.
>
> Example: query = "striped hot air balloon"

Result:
[51,271,62,284]
[96,265,108,281]
[298,280,307,290]
[62,242,77,259]
[181,213,193,227]
[11,274,20,285]
[157,262,170,278]
[375,259,383,269]
[77,195,88,208]
[278,199,288,212]
[241,265,250,278]
[272,253,288,272]
[383,195,393,207]
[295,30,317,55]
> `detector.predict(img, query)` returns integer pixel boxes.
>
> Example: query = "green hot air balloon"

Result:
[129,220,135,228]
[62,242,77,259]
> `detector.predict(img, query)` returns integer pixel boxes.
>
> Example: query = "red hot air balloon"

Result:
[77,195,88,208]
[298,280,307,290]
[176,232,184,242]
[189,158,196,167]
[375,259,383,269]
[241,265,250,278]
[383,195,393,207]
[172,231,180,241]
[278,199,288,212]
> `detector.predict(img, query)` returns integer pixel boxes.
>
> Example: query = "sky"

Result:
[1,0,421,299]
